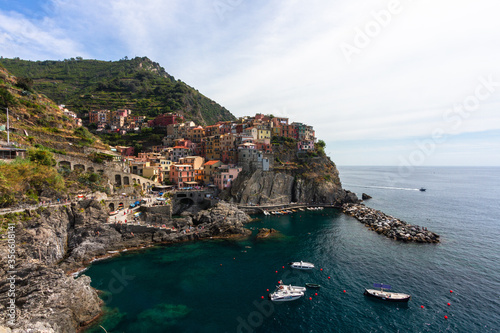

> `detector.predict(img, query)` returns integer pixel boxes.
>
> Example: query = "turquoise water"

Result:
[85,167,500,332]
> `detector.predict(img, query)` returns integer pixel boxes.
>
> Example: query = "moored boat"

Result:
[364,283,411,302]
[268,289,304,302]
[277,281,306,292]
[305,283,321,289]
[289,261,315,270]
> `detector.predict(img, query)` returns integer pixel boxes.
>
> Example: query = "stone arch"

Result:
[115,174,122,186]
[59,161,71,170]
[123,176,130,185]
[74,164,85,172]
[108,203,115,211]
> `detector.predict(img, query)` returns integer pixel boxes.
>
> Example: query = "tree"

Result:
[28,148,56,166]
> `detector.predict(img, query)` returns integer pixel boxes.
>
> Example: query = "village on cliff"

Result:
[86,110,317,191]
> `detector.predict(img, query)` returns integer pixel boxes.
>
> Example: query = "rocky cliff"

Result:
[0,201,251,332]
[224,154,358,206]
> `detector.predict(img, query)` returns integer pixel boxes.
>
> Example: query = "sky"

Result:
[1,0,499,166]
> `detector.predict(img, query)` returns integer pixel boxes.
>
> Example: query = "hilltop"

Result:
[0,56,235,126]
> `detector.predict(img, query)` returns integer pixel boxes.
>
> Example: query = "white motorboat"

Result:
[289,261,315,270]
[364,283,411,302]
[269,289,304,302]
[277,281,306,292]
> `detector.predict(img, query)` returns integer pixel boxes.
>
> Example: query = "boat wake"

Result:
[343,184,421,191]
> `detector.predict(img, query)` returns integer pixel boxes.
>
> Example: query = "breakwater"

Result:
[342,203,440,243]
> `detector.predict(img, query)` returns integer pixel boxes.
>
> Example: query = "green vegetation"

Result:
[0,157,65,207]
[0,56,235,126]
[316,140,326,156]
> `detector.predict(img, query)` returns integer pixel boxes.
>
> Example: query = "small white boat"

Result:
[277,281,306,292]
[289,261,315,270]
[269,289,304,302]
[364,283,411,302]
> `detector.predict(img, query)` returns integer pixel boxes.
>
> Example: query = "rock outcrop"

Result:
[226,169,358,206]
[362,193,372,200]
[256,228,281,239]
[0,200,252,332]
[343,203,440,243]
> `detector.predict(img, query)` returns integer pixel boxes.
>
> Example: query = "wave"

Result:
[343,184,421,191]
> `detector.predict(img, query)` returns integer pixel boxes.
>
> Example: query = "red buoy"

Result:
[328,276,331,279]
[261,296,264,299]
[343,290,346,293]
[282,266,285,269]
[444,315,448,320]
[320,268,323,271]
[309,297,312,300]
[275,270,278,273]
[450,290,453,293]
[315,293,318,296]
[266,289,269,292]
[421,305,424,309]
[447,302,451,306]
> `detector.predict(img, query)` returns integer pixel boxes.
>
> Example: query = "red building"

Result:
[148,113,184,127]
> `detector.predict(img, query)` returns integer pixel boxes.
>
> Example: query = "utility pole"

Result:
[6,107,9,145]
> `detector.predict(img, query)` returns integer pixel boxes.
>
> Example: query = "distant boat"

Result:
[419,188,426,192]
[364,283,411,302]
[289,261,315,270]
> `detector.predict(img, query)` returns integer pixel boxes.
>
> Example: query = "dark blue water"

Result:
[85,167,500,332]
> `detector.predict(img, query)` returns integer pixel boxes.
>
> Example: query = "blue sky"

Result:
[1,0,499,166]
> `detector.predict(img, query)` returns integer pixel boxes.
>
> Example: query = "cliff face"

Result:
[225,154,358,206]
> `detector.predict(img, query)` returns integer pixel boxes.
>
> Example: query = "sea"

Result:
[84,166,500,333]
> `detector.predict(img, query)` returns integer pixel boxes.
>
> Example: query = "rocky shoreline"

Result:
[342,203,440,243]
[0,201,252,333]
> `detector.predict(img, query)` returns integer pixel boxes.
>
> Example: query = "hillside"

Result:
[0,56,235,126]
[0,64,112,207]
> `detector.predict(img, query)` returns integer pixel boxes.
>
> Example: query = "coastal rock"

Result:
[362,193,372,200]
[0,263,101,333]
[256,228,281,239]
[194,202,252,237]
[227,170,359,206]
[342,203,440,243]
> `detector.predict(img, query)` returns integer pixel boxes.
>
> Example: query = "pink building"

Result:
[214,165,242,190]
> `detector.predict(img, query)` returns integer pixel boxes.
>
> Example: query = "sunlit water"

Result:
[85,166,500,332]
